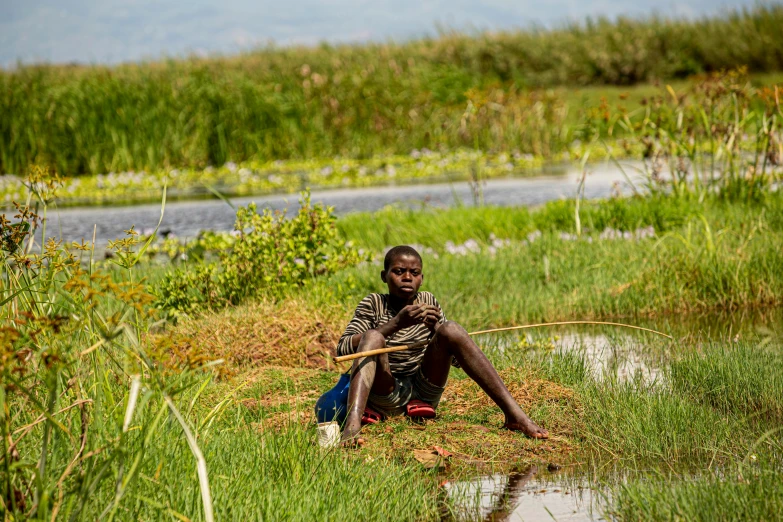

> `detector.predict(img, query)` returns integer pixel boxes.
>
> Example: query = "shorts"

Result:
[367,369,446,417]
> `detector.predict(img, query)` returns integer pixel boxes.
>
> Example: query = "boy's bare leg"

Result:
[341,330,396,446]
[420,321,548,439]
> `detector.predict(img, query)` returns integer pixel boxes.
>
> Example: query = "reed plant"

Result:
[0,169,219,520]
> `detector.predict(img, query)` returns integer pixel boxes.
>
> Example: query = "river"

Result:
[34,162,642,246]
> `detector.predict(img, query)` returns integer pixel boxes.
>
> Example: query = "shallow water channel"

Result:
[445,307,783,521]
[37,161,640,246]
[444,465,605,522]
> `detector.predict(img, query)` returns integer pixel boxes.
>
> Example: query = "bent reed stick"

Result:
[333,321,673,363]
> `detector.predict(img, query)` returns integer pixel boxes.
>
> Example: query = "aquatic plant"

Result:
[0,168,220,520]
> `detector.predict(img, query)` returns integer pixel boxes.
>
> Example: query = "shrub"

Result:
[154,192,365,314]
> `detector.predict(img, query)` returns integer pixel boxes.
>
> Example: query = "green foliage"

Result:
[153,262,222,315]
[98,423,438,521]
[154,192,365,314]
[0,170,217,520]
[577,380,748,463]
[336,194,700,253]
[318,196,783,329]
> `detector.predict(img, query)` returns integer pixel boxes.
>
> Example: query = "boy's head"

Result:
[381,245,423,299]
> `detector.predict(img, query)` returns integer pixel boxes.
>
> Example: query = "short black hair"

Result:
[383,245,423,271]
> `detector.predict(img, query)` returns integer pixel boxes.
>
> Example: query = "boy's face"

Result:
[381,254,423,300]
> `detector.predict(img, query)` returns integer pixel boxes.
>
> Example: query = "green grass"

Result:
[322,208,783,329]
[669,343,783,428]
[2,5,783,176]
[336,194,698,253]
[488,343,769,467]
[86,420,438,521]
[576,380,749,463]
[611,467,783,521]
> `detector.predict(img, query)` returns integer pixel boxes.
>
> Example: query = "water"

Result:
[444,465,606,522]
[32,162,640,246]
[481,307,783,384]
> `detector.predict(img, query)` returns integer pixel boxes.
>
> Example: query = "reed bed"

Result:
[2,6,783,177]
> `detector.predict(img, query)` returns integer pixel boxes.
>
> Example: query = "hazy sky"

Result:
[0,0,762,67]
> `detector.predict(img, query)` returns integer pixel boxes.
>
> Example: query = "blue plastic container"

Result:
[314,373,351,424]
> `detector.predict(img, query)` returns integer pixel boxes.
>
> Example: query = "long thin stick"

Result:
[333,320,672,363]
[468,321,673,338]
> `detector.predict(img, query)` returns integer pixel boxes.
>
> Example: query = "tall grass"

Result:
[0,175,209,519]
[611,466,783,521]
[337,194,697,252]
[2,6,783,176]
[669,343,783,427]
[319,202,783,329]
[78,418,437,520]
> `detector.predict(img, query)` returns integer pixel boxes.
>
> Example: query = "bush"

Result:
[154,192,365,314]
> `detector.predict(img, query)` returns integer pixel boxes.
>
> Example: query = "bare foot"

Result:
[340,423,366,448]
[341,436,366,448]
[503,414,549,439]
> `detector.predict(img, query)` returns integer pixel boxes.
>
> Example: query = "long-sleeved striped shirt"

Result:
[337,292,447,376]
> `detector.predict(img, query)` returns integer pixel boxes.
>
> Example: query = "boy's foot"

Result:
[341,436,366,448]
[503,415,549,439]
[340,423,366,448]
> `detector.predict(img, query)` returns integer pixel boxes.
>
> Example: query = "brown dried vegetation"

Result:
[167,298,348,372]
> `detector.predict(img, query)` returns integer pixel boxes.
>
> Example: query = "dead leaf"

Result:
[413,449,445,469]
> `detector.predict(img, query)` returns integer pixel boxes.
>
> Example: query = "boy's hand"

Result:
[422,306,441,329]
[396,303,440,329]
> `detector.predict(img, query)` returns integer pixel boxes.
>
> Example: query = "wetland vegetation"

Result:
[3,6,783,521]
[2,5,783,206]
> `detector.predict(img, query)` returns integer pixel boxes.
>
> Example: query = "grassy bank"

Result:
[611,467,783,521]
[323,194,783,328]
[2,5,783,176]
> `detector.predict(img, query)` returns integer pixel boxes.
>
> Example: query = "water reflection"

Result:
[444,465,605,522]
[480,307,783,383]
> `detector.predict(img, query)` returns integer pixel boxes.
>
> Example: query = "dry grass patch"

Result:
[168,298,349,372]
[227,366,582,470]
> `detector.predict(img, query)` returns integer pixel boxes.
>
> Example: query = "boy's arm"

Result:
[337,296,378,356]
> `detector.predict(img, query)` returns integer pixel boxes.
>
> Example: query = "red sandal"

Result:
[406,399,436,419]
[361,406,384,425]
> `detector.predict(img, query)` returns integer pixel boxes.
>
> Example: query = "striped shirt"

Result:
[337,292,447,376]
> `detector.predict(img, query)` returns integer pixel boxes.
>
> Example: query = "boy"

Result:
[337,245,548,446]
